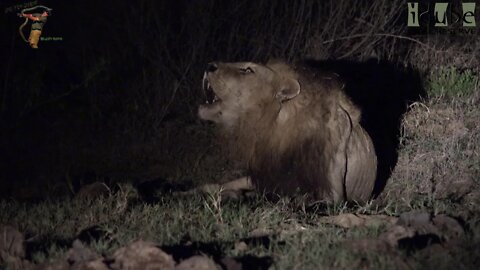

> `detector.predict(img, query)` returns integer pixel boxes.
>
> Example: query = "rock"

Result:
[34,261,69,270]
[71,260,109,270]
[109,240,175,270]
[220,257,243,270]
[0,225,25,259]
[67,240,109,270]
[176,255,221,270]
[432,215,465,241]
[0,225,32,269]
[36,240,108,270]
[67,240,102,263]
[397,211,431,227]
[397,211,465,241]
[343,212,465,253]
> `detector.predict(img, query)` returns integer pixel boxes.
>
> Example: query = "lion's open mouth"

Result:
[203,73,221,105]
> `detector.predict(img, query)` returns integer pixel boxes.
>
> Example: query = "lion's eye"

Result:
[240,67,254,74]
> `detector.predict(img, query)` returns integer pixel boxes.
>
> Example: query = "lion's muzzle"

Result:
[199,62,223,123]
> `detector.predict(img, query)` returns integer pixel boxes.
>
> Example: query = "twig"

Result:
[323,33,446,53]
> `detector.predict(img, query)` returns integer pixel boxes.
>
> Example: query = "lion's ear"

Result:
[276,78,301,102]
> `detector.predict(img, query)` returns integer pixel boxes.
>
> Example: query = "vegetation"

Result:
[427,67,479,98]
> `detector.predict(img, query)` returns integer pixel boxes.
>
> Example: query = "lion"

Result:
[198,60,377,203]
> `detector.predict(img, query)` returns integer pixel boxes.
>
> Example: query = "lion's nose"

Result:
[206,62,218,73]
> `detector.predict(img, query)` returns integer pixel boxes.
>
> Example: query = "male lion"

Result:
[198,60,377,203]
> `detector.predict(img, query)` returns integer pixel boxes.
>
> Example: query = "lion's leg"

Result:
[325,106,352,203]
[221,176,254,191]
[216,177,254,200]
[183,177,254,199]
[327,149,350,203]
[345,126,377,202]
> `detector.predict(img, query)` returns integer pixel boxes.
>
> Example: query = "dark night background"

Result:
[0,0,478,200]
[0,1,479,269]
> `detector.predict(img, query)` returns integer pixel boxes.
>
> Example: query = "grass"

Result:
[0,193,399,268]
[427,66,479,98]
[2,192,479,269]
[1,67,479,269]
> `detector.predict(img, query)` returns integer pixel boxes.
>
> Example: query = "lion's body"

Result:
[198,60,377,202]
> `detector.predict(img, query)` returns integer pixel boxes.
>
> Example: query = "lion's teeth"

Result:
[202,73,208,91]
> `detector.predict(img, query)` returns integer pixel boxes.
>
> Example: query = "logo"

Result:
[407,2,477,34]
[17,5,53,48]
